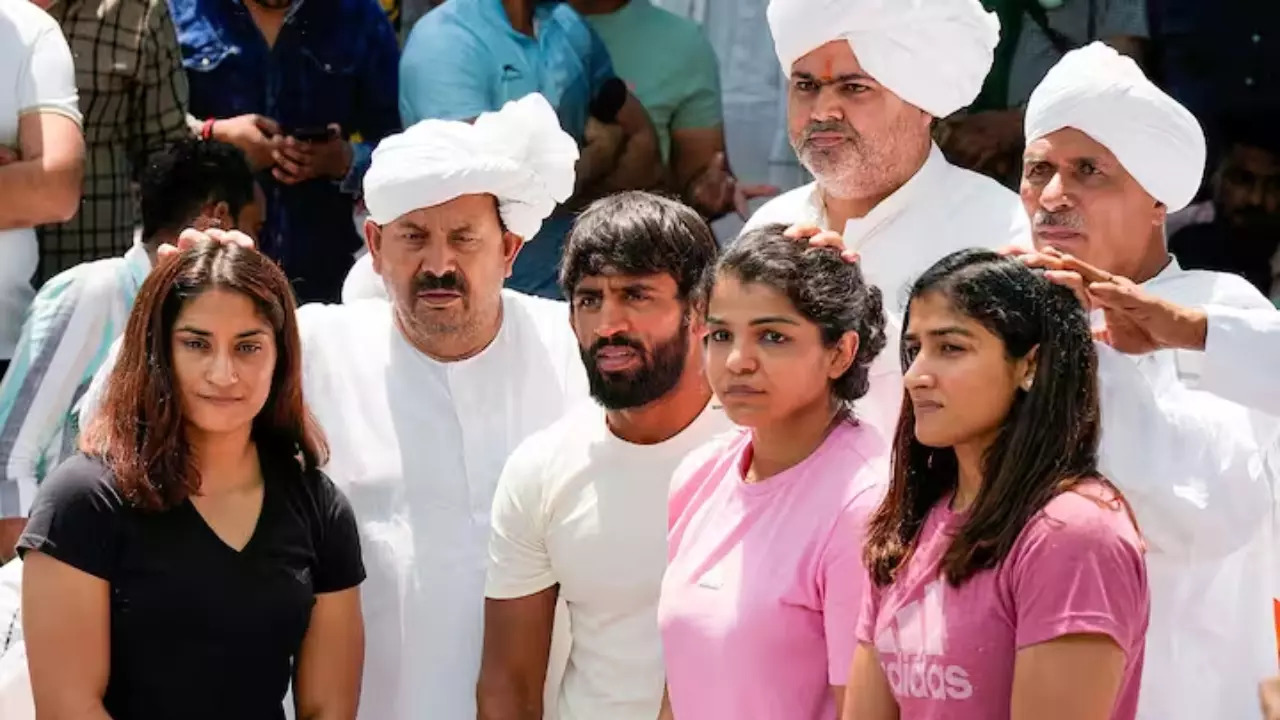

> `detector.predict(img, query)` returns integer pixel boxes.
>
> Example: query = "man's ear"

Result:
[502,231,526,279]
[365,219,384,275]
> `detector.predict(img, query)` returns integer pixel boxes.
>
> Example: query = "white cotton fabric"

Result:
[362,92,579,239]
[487,401,735,720]
[1024,42,1206,212]
[1104,261,1278,720]
[765,0,999,118]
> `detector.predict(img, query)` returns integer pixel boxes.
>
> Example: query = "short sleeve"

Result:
[485,437,556,599]
[854,576,882,645]
[311,471,365,594]
[1096,0,1149,40]
[1005,492,1147,654]
[17,23,81,123]
[819,494,877,684]
[398,21,495,124]
[670,32,723,131]
[15,455,123,580]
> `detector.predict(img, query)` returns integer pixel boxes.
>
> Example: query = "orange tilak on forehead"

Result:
[819,56,835,83]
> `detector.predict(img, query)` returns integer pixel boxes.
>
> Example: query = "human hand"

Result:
[782,223,860,263]
[1088,279,1208,353]
[687,152,779,220]
[156,227,257,261]
[211,114,281,171]
[937,108,1024,176]
[272,124,352,185]
[1262,676,1280,720]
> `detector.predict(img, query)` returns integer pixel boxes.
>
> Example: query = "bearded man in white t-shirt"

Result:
[477,191,735,720]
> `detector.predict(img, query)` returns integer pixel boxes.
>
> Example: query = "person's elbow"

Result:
[476,666,538,720]
[37,141,85,224]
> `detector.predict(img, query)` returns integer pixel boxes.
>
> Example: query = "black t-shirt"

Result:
[17,449,365,720]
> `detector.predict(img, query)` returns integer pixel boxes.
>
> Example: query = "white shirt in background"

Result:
[297,291,588,720]
[486,400,734,720]
[0,0,81,360]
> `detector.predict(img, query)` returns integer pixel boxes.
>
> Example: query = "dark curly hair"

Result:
[709,223,887,410]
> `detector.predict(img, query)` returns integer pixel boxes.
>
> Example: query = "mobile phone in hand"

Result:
[288,125,336,142]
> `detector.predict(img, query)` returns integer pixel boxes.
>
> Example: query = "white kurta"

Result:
[296,292,588,720]
[1199,305,1280,416]
[1105,260,1279,720]
[742,143,1031,434]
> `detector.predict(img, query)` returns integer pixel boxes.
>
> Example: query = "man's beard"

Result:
[791,117,917,199]
[581,321,689,411]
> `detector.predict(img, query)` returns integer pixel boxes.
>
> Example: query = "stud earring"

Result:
[1021,377,1033,391]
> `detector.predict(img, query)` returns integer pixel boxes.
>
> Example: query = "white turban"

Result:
[363,93,579,239]
[766,0,999,118]
[1024,42,1206,212]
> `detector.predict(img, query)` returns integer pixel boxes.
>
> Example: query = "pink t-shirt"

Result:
[659,421,889,720]
[856,483,1149,719]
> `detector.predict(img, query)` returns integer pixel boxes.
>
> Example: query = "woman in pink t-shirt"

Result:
[847,249,1149,720]
[658,224,891,720]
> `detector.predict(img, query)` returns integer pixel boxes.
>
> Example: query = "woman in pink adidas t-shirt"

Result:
[847,249,1149,720]
[658,224,891,720]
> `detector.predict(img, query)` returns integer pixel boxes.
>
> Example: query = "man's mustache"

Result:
[587,334,646,358]
[1034,209,1086,231]
[412,272,466,294]
[801,120,856,146]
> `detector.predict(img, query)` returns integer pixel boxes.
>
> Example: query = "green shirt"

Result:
[583,0,722,162]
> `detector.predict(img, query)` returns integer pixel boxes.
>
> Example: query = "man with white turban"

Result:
[1021,42,1280,720]
[750,0,1028,301]
[747,0,1032,432]
[79,93,591,720]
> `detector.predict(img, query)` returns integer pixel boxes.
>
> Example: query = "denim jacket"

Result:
[172,0,401,301]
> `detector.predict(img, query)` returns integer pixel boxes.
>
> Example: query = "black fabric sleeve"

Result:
[16,454,124,580]
[310,471,365,594]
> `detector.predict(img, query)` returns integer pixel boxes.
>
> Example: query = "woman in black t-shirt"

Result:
[18,238,365,720]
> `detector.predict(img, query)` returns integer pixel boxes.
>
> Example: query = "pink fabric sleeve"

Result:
[1006,495,1148,654]
[821,497,876,685]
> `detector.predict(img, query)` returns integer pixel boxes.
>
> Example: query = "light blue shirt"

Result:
[398,0,616,298]
[0,241,151,516]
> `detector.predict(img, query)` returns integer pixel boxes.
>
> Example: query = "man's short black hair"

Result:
[140,138,255,241]
[560,191,719,305]
[1218,110,1280,161]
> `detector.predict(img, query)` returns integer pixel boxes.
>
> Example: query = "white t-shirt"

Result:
[0,0,80,360]
[297,292,589,720]
[487,400,735,720]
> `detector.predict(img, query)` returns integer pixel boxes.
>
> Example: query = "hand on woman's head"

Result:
[782,223,861,264]
[157,228,257,260]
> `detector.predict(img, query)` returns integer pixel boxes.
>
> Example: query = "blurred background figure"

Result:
[37,0,190,279]
[174,0,401,303]
[0,0,84,384]
[938,0,1149,187]
[653,0,812,241]
[567,0,778,226]
[1169,112,1280,304]
[399,0,662,299]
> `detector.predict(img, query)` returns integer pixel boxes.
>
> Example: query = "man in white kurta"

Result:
[753,0,1028,432]
[753,0,1028,310]
[1021,42,1279,720]
[77,94,590,720]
